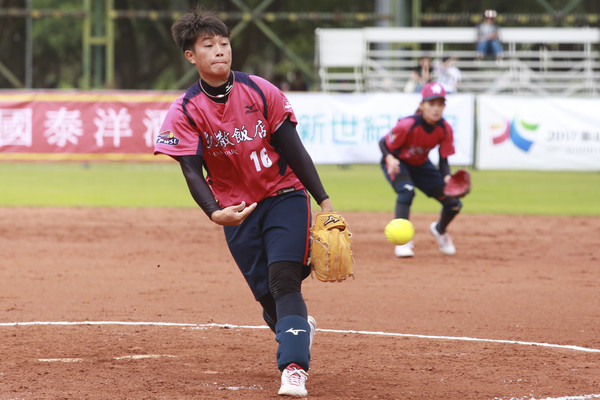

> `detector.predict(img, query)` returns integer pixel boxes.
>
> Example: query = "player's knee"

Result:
[429,185,446,200]
[395,182,415,205]
[268,261,302,301]
[442,197,462,215]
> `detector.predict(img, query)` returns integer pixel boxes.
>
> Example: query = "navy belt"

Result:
[276,187,295,196]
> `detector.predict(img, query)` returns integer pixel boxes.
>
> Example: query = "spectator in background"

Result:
[404,56,432,93]
[289,71,308,91]
[436,56,462,94]
[273,74,291,91]
[476,9,504,60]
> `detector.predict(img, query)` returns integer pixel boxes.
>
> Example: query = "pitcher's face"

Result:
[185,34,232,86]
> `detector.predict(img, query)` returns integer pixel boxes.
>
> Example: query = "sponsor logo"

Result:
[245,103,259,114]
[430,83,443,94]
[285,327,307,336]
[323,215,341,226]
[156,130,180,146]
[491,117,539,152]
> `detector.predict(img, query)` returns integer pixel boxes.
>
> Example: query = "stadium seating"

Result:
[315,27,600,96]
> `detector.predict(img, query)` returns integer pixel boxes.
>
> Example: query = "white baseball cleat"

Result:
[308,316,316,351]
[429,222,456,255]
[278,363,308,397]
[394,241,414,258]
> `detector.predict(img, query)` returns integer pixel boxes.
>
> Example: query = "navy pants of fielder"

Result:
[380,158,461,233]
[223,189,312,371]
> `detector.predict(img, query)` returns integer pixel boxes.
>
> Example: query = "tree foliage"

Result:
[0,0,598,90]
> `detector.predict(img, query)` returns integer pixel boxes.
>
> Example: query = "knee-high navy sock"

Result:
[274,292,310,370]
[275,315,310,371]
[437,211,456,233]
[395,202,411,220]
[438,199,462,233]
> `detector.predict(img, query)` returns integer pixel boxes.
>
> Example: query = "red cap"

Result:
[421,82,446,101]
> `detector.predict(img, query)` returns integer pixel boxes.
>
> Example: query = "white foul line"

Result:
[2,321,599,400]
[497,395,600,400]
[1,320,599,354]
[318,328,600,353]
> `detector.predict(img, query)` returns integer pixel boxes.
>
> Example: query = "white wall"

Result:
[287,92,600,171]
[287,92,474,166]
[477,96,600,171]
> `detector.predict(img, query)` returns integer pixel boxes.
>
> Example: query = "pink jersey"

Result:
[385,114,455,166]
[155,72,304,207]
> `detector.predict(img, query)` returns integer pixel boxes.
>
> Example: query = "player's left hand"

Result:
[211,201,257,226]
[319,198,334,213]
[310,212,354,282]
[443,169,471,198]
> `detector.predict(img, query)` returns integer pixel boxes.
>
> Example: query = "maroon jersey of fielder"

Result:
[154,71,304,207]
[385,114,455,165]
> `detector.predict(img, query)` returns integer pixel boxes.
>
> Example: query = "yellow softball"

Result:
[384,218,415,245]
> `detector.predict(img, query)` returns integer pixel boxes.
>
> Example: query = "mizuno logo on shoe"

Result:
[285,328,307,335]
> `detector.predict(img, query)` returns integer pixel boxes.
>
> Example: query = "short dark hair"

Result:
[171,8,231,53]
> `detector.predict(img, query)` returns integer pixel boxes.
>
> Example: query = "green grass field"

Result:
[1,162,599,216]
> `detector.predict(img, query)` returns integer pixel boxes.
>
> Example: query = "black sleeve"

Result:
[379,135,392,158]
[438,155,451,177]
[177,155,222,219]
[272,118,329,205]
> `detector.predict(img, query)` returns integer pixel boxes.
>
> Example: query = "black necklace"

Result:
[200,73,234,100]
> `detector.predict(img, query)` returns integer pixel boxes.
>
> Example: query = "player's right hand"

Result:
[210,201,257,226]
[385,154,400,177]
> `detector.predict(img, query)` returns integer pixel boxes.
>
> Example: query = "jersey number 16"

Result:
[250,148,273,171]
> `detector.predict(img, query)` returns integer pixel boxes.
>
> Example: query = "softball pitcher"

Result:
[154,9,333,397]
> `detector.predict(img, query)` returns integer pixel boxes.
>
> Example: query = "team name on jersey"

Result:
[203,120,267,149]
[408,144,429,156]
[207,148,239,158]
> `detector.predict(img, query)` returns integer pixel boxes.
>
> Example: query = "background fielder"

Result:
[379,82,462,258]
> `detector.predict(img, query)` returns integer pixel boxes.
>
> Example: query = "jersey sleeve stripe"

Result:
[182,82,203,129]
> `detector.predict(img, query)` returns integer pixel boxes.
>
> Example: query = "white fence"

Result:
[315,27,600,96]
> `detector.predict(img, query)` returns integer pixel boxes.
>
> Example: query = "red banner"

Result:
[0,91,180,161]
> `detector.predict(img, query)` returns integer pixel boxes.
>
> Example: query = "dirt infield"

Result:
[1,207,599,399]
